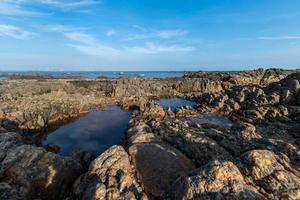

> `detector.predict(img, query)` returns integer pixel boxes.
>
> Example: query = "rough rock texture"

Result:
[1,68,299,200]
[128,142,195,197]
[238,150,300,199]
[72,145,148,200]
[172,160,265,200]
[0,145,82,200]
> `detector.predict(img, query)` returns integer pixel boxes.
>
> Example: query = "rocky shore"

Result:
[0,68,299,199]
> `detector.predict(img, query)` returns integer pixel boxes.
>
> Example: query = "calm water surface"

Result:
[44,106,131,156]
[156,98,232,126]
[156,98,196,110]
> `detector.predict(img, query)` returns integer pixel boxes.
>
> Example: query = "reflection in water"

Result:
[156,98,196,110]
[44,106,131,156]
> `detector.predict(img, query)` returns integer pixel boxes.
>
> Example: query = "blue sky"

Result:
[0,0,300,71]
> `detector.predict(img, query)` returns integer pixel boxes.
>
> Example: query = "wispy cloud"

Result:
[0,1,41,16]
[127,42,194,54]
[45,25,120,56]
[45,24,195,56]
[126,29,188,41]
[0,24,35,40]
[240,36,300,41]
[37,0,99,9]
[0,0,99,16]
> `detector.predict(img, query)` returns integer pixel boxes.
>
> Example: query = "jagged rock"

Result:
[69,149,95,171]
[0,132,23,161]
[128,142,195,197]
[237,150,300,199]
[0,182,24,200]
[72,145,148,200]
[172,160,265,200]
[157,123,232,166]
[0,145,82,200]
[138,101,165,121]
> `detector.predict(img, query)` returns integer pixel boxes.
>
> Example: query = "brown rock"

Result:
[0,145,82,200]
[128,142,195,197]
[238,150,300,199]
[172,160,265,200]
[72,145,148,200]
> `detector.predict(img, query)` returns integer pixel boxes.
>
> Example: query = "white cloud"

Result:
[0,0,99,16]
[127,42,195,54]
[240,36,300,41]
[0,24,35,40]
[45,25,120,56]
[37,0,99,9]
[0,1,41,16]
[106,30,116,37]
[126,29,188,41]
[46,24,195,57]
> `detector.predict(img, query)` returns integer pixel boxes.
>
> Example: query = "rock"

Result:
[0,145,82,200]
[0,126,7,133]
[281,89,295,104]
[0,132,23,161]
[69,149,95,170]
[72,145,148,200]
[128,142,195,197]
[158,123,232,166]
[172,160,265,200]
[138,101,165,121]
[0,182,24,200]
[44,143,60,153]
[128,132,162,145]
[237,150,300,199]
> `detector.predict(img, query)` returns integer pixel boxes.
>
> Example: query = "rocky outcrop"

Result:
[172,160,265,200]
[1,68,299,200]
[72,145,148,200]
[184,68,296,86]
[0,145,82,200]
[237,150,300,199]
[128,142,195,197]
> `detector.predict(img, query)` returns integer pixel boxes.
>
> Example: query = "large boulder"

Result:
[0,145,82,200]
[128,142,195,197]
[72,145,148,200]
[172,160,265,200]
[237,150,300,199]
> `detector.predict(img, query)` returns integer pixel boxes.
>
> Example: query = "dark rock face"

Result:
[1,68,299,200]
[0,145,82,200]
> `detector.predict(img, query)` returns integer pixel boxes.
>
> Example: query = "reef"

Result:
[0,68,299,200]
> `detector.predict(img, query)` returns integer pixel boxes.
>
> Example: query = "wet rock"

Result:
[172,160,265,200]
[0,145,82,200]
[72,145,148,200]
[128,142,195,197]
[44,143,60,153]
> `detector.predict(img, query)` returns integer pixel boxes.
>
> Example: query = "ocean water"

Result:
[0,71,185,79]
[43,106,131,156]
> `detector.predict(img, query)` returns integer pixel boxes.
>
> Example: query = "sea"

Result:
[0,71,187,79]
